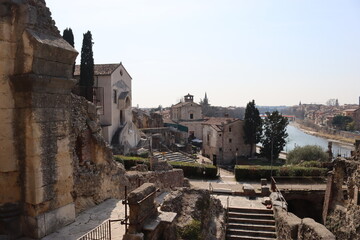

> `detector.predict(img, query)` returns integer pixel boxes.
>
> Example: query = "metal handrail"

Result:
[225,196,230,234]
[77,220,111,240]
[271,177,288,212]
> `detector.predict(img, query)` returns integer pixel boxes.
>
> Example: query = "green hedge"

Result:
[170,161,217,179]
[235,165,327,181]
[114,155,149,170]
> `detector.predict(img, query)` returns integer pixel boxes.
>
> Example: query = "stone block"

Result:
[0,109,14,124]
[0,139,17,172]
[23,203,75,239]
[0,21,16,42]
[0,58,15,77]
[25,179,44,205]
[261,178,267,186]
[242,183,255,196]
[123,233,144,240]
[261,186,270,196]
[0,41,16,60]
[0,172,21,204]
[0,91,15,109]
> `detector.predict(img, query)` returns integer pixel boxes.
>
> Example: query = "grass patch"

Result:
[178,220,201,240]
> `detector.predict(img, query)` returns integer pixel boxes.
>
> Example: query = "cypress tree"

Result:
[62,28,75,76]
[62,28,74,47]
[79,31,94,101]
[243,100,262,157]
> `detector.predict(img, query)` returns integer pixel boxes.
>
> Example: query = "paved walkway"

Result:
[43,199,127,240]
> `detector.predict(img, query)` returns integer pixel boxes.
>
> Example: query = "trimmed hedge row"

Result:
[235,165,328,181]
[170,161,218,179]
[114,155,149,170]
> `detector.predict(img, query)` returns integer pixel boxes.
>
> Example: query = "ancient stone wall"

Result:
[0,0,77,238]
[274,206,335,240]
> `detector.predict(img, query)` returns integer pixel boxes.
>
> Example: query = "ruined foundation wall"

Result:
[126,169,184,193]
[274,207,335,240]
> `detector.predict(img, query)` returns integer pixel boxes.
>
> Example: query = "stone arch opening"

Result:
[125,96,131,108]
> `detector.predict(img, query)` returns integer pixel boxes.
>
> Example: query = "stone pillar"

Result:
[127,183,157,234]
[0,1,77,238]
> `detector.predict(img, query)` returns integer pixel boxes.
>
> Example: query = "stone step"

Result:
[226,229,276,238]
[227,223,275,232]
[228,212,274,220]
[228,207,273,214]
[227,217,275,226]
[226,234,276,240]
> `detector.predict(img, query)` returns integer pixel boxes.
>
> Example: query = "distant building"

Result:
[168,93,252,165]
[74,63,140,153]
[202,118,251,165]
[170,93,204,140]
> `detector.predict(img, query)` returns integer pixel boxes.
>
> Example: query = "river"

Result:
[285,124,353,157]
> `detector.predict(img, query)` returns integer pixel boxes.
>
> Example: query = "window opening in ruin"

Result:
[219,147,222,152]
[229,127,232,132]
[190,113,194,119]
[120,110,124,125]
[113,89,117,103]
[229,138,232,143]
[75,136,83,163]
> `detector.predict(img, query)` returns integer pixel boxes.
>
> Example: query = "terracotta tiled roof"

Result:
[172,101,200,108]
[202,117,240,131]
[74,63,120,76]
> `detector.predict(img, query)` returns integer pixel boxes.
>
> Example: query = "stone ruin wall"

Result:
[323,158,360,240]
[70,94,130,214]
[0,1,186,238]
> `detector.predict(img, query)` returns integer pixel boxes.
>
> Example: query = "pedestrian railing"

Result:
[271,177,288,212]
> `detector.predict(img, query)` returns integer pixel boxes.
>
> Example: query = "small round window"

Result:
[120,70,123,76]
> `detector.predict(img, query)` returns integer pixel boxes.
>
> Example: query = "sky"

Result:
[46,0,360,108]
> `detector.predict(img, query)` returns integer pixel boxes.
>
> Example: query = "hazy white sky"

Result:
[46,0,360,108]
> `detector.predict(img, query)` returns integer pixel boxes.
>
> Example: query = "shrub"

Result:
[179,220,201,240]
[235,165,327,180]
[170,161,217,179]
[298,160,322,168]
[287,145,328,165]
[114,155,149,170]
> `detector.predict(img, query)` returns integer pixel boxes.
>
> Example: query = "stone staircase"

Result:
[226,207,276,240]
[153,152,195,163]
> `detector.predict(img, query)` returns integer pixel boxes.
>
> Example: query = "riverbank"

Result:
[291,121,355,146]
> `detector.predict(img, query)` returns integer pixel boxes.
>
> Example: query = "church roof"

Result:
[74,63,120,76]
